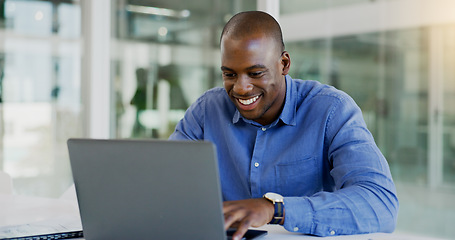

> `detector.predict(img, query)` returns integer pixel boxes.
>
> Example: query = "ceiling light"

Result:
[158,27,168,36]
[35,11,44,21]
[126,5,191,19]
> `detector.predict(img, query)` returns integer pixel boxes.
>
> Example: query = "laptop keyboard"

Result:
[1,229,267,240]
[0,230,84,240]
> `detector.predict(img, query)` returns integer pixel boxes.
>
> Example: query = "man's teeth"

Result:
[238,96,259,105]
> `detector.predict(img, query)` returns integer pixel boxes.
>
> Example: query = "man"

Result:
[169,11,398,239]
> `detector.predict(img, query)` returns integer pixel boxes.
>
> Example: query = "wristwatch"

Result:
[263,192,284,224]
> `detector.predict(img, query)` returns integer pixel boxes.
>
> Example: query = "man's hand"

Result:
[223,198,274,240]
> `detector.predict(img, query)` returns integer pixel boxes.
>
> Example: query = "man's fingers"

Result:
[232,218,252,240]
[224,207,249,230]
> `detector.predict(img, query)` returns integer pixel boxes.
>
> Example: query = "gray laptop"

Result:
[67,138,267,240]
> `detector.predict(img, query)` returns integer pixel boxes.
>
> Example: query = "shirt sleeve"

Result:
[169,94,205,141]
[282,93,399,237]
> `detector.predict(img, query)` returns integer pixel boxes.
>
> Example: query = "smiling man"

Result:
[169,11,398,240]
[220,26,288,126]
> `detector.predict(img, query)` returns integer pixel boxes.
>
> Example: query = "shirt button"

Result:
[254,162,259,167]
[261,127,266,131]
[329,230,335,235]
[293,227,299,232]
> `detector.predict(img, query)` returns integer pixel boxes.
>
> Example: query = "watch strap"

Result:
[269,200,284,224]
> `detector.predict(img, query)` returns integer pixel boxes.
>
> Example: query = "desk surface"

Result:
[0,193,447,240]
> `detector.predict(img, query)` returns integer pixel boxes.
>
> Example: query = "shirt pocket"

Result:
[275,156,321,197]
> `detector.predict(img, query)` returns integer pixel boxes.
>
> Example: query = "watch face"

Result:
[265,192,283,202]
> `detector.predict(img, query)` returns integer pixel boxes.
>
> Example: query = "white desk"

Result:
[0,193,82,239]
[0,193,446,240]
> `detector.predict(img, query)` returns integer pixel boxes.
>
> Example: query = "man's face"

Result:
[221,34,290,126]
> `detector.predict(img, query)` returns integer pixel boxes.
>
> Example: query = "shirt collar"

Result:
[232,75,296,126]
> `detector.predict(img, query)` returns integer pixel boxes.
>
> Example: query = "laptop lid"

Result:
[68,138,226,240]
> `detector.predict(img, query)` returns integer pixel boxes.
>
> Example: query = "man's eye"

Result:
[249,72,263,77]
[223,73,236,78]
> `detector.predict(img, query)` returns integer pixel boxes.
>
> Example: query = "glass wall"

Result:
[0,0,82,197]
[111,0,256,139]
[281,1,455,238]
[442,25,455,184]
[285,30,431,184]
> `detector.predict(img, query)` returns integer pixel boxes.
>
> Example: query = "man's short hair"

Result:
[220,11,285,52]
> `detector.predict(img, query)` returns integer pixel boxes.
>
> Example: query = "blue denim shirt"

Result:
[169,75,398,236]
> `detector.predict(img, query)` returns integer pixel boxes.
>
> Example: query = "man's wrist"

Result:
[263,192,285,225]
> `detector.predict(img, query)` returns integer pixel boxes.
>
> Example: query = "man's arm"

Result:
[280,94,399,236]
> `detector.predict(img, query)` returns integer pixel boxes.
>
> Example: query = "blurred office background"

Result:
[0,0,454,238]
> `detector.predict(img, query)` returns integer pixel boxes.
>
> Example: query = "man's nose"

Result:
[233,75,253,95]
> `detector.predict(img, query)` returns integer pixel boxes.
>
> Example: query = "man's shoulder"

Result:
[199,87,230,102]
[193,87,234,110]
[291,78,350,103]
[204,87,227,95]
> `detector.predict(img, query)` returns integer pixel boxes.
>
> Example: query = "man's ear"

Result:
[281,51,291,75]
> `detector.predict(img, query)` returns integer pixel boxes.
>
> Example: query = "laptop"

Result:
[67,138,267,240]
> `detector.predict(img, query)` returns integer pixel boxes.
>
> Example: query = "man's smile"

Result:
[237,95,260,106]
[234,94,262,112]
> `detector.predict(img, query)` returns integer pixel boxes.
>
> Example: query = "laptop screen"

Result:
[68,139,227,240]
